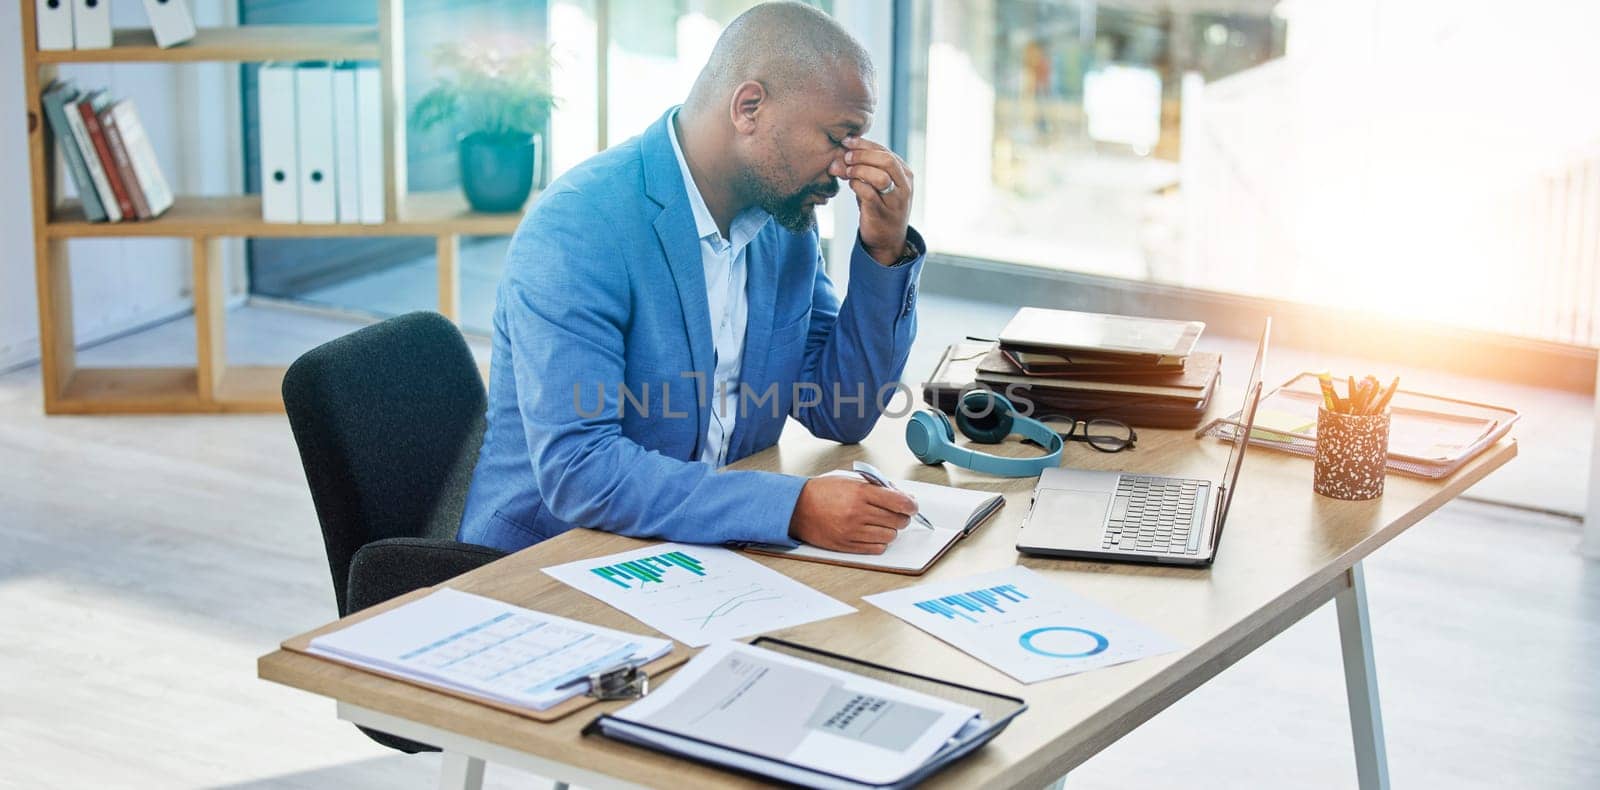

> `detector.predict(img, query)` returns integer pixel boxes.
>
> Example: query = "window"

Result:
[904,0,1286,281]
[905,1,1600,346]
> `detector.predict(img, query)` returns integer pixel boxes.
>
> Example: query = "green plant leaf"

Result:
[412,40,560,137]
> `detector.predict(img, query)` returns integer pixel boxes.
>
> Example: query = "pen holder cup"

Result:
[1313,407,1390,501]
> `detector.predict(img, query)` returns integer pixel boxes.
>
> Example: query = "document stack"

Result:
[924,308,1221,428]
[34,0,197,51]
[258,62,385,224]
[41,81,175,223]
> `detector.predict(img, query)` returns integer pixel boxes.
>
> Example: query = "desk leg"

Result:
[1336,561,1390,790]
[439,752,485,790]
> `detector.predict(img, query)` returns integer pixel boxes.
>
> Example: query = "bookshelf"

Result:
[18,2,524,415]
[32,25,382,64]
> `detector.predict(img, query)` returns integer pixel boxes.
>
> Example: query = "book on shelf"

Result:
[59,87,121,221]
[97,101,153,220]
[40,81,174,223]
[76,91,136,220]
[40,83,108,222]
[104,100,175,217]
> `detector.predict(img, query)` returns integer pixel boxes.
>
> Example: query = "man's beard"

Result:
[738,167,839,234]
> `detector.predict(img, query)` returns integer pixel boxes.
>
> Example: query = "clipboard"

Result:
[279,585,688,722]
[583,637,1028,789]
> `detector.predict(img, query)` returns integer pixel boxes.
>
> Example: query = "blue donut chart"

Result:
[1018,626,1110,658]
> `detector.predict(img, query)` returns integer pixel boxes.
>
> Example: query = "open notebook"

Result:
[747,471,1005,575]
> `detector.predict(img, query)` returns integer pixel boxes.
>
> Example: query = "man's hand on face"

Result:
[788,475,916,554]
[830,137,915,267]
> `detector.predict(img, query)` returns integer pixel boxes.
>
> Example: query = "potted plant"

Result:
[412,41,557,213]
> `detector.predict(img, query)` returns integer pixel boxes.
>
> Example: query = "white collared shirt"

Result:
[667,110,771,466]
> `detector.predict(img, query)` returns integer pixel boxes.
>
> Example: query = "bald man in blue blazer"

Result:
[459,2,924,556]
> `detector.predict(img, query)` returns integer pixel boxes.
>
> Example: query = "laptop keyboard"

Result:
[1102,475,1209,555]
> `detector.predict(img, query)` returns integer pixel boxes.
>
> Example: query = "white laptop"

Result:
[1016,319,1269,567]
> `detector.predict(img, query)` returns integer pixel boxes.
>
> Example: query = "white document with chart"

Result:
[864,566,1180,683]
[542,544,855,647]
[597,641,984,788]
[306,587,671,711]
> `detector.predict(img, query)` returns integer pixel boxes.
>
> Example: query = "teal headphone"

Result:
[906,391,1064,477]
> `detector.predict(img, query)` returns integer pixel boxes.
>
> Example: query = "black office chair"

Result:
[282,311,507,754]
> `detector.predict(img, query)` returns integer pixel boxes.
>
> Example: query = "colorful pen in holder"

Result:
[1312,373,1396,500]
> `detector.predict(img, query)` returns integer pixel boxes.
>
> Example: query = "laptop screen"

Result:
[1215,318,1271,531]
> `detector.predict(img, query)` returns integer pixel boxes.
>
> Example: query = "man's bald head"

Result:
[676,2,876,235]
[685,2,874,114]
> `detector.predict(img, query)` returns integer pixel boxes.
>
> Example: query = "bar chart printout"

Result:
[865,566,1180,683]
[544,543,856,647]
[914,584,1030,623]
[591,551,706,588]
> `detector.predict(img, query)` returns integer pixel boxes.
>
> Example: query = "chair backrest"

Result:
[282,311,487,616]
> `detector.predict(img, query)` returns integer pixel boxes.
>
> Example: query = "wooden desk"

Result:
[259,407,1515,790]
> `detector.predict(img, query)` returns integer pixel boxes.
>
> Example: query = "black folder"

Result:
[583,637,1028,789]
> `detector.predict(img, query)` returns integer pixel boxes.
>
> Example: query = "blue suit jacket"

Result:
[457,109,924,553]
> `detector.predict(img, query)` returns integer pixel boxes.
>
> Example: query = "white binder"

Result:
[294,63,337,223]
[140,0,197,49]
[35,0,74,51]
[71,0,111,49]
[331,64,361,223]
[355,64,385,224]
[258,63,300,223]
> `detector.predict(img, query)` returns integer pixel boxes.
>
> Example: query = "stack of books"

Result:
[41,81,175,223]
[924,308,1221,428]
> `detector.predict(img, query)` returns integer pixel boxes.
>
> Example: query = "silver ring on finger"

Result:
[877,180,897,196]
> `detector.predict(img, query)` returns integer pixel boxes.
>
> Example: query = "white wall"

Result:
[0,0,37,366]
[0,0,242,371]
